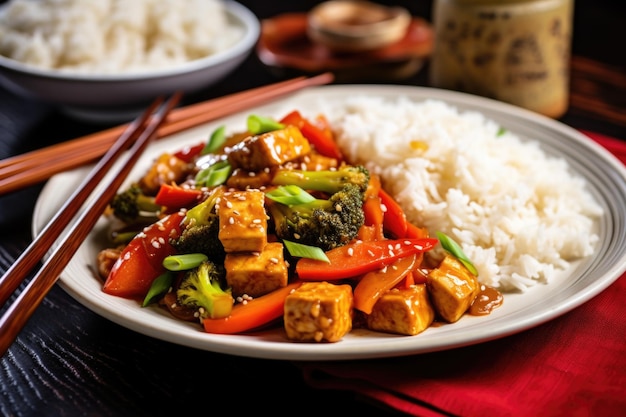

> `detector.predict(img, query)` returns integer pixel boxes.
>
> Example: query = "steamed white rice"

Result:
[324,96,603,292]
[0,0,242,74]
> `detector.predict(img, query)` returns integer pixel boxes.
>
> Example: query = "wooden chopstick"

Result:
[0,93,180,356]
[0,72,335,195]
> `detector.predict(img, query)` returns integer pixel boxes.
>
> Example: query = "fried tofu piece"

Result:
[427,254,480,323]
[139,153,191,194]
[366,284,435,336]
[224,242,288,298]
[284,281,353,343]
[283,151,340,171]
[227,125,311,171]
[218,189,267,253]
[225,167,273,190]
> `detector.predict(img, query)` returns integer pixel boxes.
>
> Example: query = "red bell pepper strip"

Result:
[379,188,408,239]
[154,183,204,209]
[173,141,205,163]
[295,237,438,281]
[279,110,343,160]
[353,253,420,314]
[202,282,302,334]
[103,212,185,299]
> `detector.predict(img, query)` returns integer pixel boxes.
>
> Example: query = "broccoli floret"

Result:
[271,165,370,196]
[268,183,365,251]
[176,260,233,319]
[110,184,161,224]
[173,186,225,262]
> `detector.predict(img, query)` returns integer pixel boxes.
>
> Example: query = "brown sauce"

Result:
[469,285,503,316]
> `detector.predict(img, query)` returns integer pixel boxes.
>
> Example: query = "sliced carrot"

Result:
[202,282,302,334]
[353,253,420,314]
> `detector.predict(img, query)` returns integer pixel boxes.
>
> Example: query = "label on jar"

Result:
[429,0,573,118]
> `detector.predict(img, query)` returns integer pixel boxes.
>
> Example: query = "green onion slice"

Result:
[247,114,284,135]
[195,160,232,187]
[163,253,208,271]
[201,125,227,155]
[435,231,478,276]
[142,271,175,307]
[284,240,330,263]
[266,185,316,205]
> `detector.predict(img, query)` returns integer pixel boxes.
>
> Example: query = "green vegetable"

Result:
[247,114,284,134]
[142,271,175,307]
[271,165,370,196]
[435,231,478,276]
[172,186,226,262]
[177,260,233,319]
[283,240,330,263]
[265,185,316,205]
[201,125,227,155]
[194,159,232,187]
[268,183,365,251]
[110,183,161,224]
[163,253,208,271]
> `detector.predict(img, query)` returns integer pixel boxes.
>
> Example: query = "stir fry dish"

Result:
[96,109,502,343]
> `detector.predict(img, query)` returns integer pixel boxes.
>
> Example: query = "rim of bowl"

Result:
[0,0,260,82]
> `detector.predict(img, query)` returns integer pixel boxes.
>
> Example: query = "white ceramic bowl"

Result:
[0,1,260,123]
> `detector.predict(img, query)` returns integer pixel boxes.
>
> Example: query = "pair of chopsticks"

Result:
[0,73,334,356]
[0,72,335,195]
[0,93,180,356]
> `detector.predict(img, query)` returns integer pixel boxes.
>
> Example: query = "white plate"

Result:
[32,85,626,360]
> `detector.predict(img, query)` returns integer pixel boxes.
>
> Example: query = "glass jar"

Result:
[429,0,573,118]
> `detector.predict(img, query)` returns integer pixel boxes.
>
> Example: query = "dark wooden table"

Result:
[1,1,624,416]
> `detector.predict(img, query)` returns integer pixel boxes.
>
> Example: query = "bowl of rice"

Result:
[0,0,260,122]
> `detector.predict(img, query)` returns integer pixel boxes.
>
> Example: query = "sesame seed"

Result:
[226,201,233,208]
[233,210,240,215]
[368,250,375,257]
[228,217,235,224]
[388,249,395,257]
[381,203,388,213]
[252,219,261,224]
[270,257,279,264]
[414,244,423,250]
[348,247,354,256]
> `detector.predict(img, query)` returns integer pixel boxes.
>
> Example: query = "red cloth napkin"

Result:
[298,130,626,417]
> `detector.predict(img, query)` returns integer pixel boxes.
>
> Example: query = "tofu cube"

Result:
[427,254,480,323]
[227,125,311,171]
[284,282,353,343]
[366,284,435,336]
[224,242,288,298]
[218,189,267,253]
